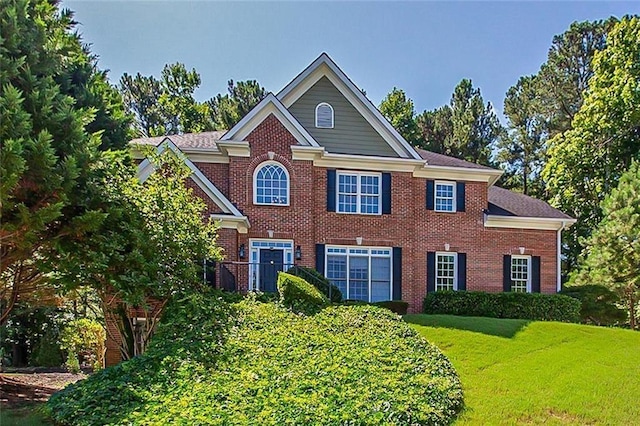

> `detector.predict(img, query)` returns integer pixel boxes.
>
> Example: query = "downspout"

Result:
[556,221,567,292]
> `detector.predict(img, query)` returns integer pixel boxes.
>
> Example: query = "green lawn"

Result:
[405,315,640,425]
[0,404,50,426]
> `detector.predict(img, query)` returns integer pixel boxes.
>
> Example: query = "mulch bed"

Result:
[0,372,86,407]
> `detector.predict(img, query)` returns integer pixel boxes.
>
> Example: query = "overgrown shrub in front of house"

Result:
[277,272,329,314]
[48,289,463,425]
[560,284,627,326]
[59,319,106,371]
[287,266,343,302]
[424,291,580,322]
[374,300,410,315]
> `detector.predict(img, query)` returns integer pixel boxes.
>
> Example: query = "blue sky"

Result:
[64,1,638,121]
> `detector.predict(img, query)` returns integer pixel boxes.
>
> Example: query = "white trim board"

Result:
[484,214,576,231]
[221,93,320,147]
[137,140,249,230]
[277,53,422,160]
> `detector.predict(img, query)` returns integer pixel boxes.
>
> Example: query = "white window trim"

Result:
[248,239,295,291]
[435,252,458,291]
[511,255,532,293]
[253,161,290,206]
[434,180,457,213]
[315,102,334,129]
[324,245,393,302]
[336,171,382,216]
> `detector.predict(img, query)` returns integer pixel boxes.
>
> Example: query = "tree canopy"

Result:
[0,0,129,323]
[543,16,640,270]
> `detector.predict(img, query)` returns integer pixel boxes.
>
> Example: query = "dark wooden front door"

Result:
[259,249,284,293]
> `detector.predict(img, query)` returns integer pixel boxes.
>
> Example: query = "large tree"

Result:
[0,0,128,324]
[379,88,420,146]
[207,79,266,130]
[543,16,640,271]
[571,161,640,330]
[414,80,502,166]
[120,63,212,137]
[496,75,547,196]
[50,150,222,359]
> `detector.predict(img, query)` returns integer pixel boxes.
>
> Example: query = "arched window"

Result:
[254,162,289,205]
[315,102,334,128]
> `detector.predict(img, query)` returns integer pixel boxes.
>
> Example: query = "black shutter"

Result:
[456,182,466,212]
[205,259,216,288]
[327,170,336,212]
[531,256,541,293]
[503,255,512,292]
[315,244,326,275]
[457,253,466,291]
[392,247,402,300]
[427,252,436,293]
[426,180,435,210]
[382,173,392,214]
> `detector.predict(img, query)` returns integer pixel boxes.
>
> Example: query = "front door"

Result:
[259,249,284,293]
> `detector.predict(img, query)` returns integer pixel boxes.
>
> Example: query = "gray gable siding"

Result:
[288,77,399,157]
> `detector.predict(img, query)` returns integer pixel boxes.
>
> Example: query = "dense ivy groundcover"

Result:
[48,292,463,425]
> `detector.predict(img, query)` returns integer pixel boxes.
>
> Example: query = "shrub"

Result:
[277,272,329,315]
[31,328,63,367]
[48,291,463,425]
[561,285,627,326]
[374,300,409,315]
[59,319,106,371]
[287,266,342,302]
[424,291,580,322]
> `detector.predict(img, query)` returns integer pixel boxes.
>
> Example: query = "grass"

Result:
[0,403,50,426]
[405,314,640,425]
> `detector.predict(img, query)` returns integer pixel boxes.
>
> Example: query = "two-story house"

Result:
[132,53,575,315]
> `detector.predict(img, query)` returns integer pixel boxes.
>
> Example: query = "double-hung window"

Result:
[337,172,381,215]
[511,255,530,293]
[436,253,457,291]
[325,247,392,302]
[435,181,456,212]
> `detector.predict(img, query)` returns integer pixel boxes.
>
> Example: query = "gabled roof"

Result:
[130,131,225,150]
[487,186,573,220]
[136,139,249,233]
[221,93,320,146]
[277,53,422,160]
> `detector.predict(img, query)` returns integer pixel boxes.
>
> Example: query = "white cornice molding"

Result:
[291,145,502,181]
[221,94,319,147]
[217,140,251,158]
[484,214,577,231]
[211,214,250,234]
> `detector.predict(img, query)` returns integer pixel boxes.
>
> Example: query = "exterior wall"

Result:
[194,113,559,314]
[288,76,399,157]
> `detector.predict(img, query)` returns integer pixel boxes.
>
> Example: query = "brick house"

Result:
[132,53,575,315]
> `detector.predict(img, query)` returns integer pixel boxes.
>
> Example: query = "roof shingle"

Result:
[487,186,572,219]
[129,131,226,150]
[416,148,496,171]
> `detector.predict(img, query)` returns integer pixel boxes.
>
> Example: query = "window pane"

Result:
[436,254,456,291]
[511,257,529,292]
[327,255,347,298]
[349,257,369,301]
[435,183,454,212]
[256,164,288,205]
[370,257,391,302]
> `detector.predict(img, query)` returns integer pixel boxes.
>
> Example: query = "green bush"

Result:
[287,266,342,302]
[374,300,409,315]
[60,319,106,371]
[277,272,329,315]
[561,285,627,326]
[48,290,463,425]
[424,291,580,322]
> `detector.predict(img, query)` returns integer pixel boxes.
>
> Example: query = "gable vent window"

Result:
[315,102,334,128]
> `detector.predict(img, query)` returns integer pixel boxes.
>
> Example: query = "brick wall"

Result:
[192,113,560,314]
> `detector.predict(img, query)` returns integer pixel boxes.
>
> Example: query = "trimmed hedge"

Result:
[424,291,580,322]
[287,266,342,302]
[374,300,409,315]
[561,285,627,326]
[48,290,463,425]
[277,272,329,314]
